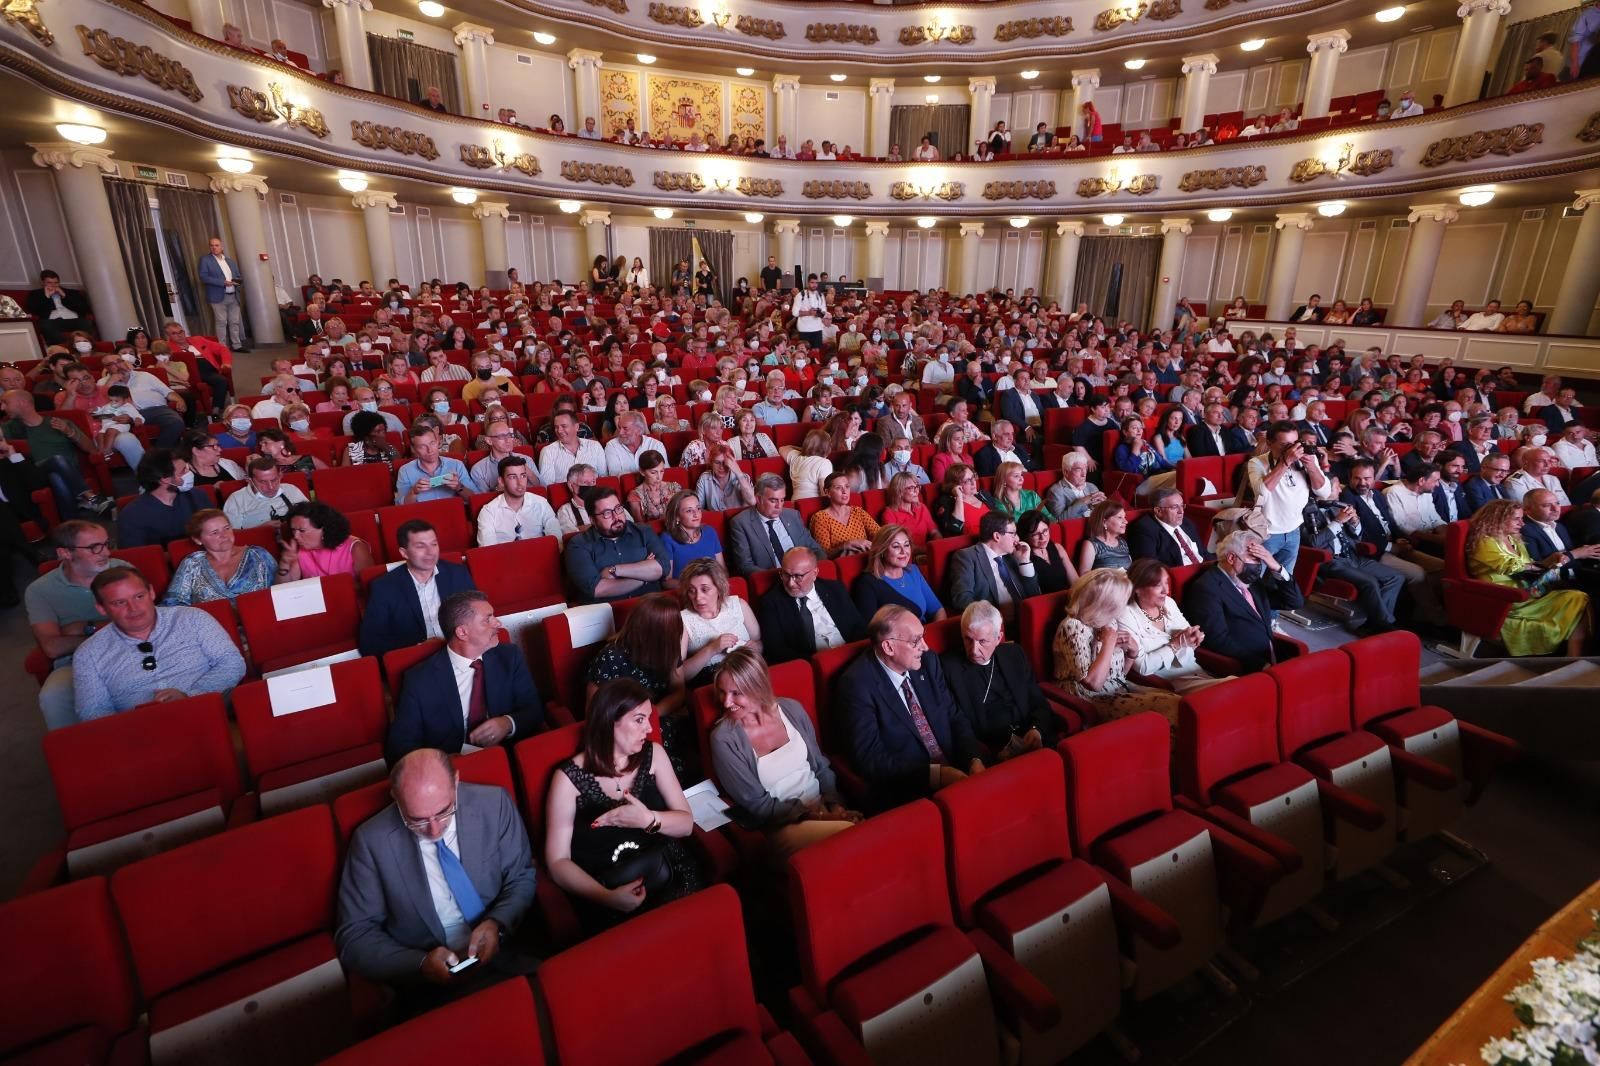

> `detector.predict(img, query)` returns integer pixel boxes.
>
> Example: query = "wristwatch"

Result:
[607,565,619,579]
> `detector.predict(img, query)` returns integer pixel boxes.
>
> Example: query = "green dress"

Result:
[994,488,1053,523]
[1466,536,1590,656]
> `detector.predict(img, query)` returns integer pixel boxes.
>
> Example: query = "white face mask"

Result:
[176,470,195,491]
[1447,411,1462,422]
[1530,433,1547,447]
[229,417,251,434]
[359,341,372,351]
[73,340,93,353]
[121,353,137,366]
[289,418,310,432]
[892,449,911,464]
[794,359,807,370]
[359,400,378,412]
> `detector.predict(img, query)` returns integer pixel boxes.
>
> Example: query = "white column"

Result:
[353,190,398,287]
[958,222,984,296]
[968,77,996,154]
[1265,211,1314,321]
[1390,205,1459,328]
[1445,0,1512,107]
[1051,221,1085,306]
[474,201,511,288]
[208,173,283,344]
[322,0,374,92]
[1179,54,1219,132]
[188,0,226,40]
[868,79,895,158]
[864,221,889,283]
[1548,190,1600,336]
[772,75,800,149]
[579,209,610,276]
[1303,30,1350,120]
[567,49,604,131]
[1151,218,1193,331]
[774,219,800,280]
[28,144,139,333]
[452,22,495,121]
[1069,70,1100,140]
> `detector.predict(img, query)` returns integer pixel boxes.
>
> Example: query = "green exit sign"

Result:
[135,165,158,180]
[396,28,413,39]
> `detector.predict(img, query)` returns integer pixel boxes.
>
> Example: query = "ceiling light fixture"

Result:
[736,67,755,76]
[450,188,477,205]
[744,212,764,223]
[418,0,445,16]
[832,215,854,227]
[557,200,582,214]
[653,207,674,219]
[337,171,368,192]
[1459,186,1495,207]
[1019,70,1039,80]
[1240,38,1265,51]
[1123,58,1146,70]
[830,73,847,82]
[1317,201,1346,217]
[216,157,254,174]
[532,31,556,44]
[1103,214,1125,226]
[924,75,941,83]
[1375,5,1405,21]
[636,53,657,64]
[55,123,106,145]
[1207,208,1233,222]
[1009,217,1029,228]
[916,217,937,229]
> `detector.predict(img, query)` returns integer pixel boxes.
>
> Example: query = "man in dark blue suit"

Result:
[386,591,545,766]
[1522,488,1600,597]
[1128,488,1211,567]
[835,605,983,812]
[1183,531,1299,674]
[359,520,476,658]
[1465,453,1516,514]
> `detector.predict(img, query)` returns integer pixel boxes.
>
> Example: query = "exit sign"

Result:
[396,28,413,39]
[135,165,158,180]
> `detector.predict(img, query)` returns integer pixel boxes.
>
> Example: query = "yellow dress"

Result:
[1466,536,1590,656]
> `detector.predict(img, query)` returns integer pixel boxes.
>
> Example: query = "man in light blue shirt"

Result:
[395,424,474,505]
[752,377,797,426]
[1570,1,1600,79]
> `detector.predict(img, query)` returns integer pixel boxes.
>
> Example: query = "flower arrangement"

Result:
[1480,913,1600,1065]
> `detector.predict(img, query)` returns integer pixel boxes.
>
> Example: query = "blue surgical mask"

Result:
[289,418,310,432]
[230,417,251,434]
[433,401,450,414]
[360,400,378,412]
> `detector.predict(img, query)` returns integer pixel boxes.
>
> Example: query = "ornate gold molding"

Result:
[1420,123,1544,167]
[1093,0,1181,32]
[76,25,202,101]
[994,16,1073,41]
[1347,148,1394,176]
[461,144,494,169]
[561,160,634,186]
[583,0,627,12]
[226,83,328,138]
[646,2,700,27]
[801,179,871,199]
[806,22,877,43]
[735,15,785,39]
[1582,112,1600,143]
[1178,166,1266,191]
[737,176,782,196]
[982,180,1057,200]
[890,180,964,201]
[1077,173,1158,197]
[897,24,975,46]
[1203,0,1245,8]
[654,170,705,192]
[4,0,53,46]
[350,121,439,160]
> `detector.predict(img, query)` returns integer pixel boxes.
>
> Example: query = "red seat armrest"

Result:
[1387,744,1459,792]
[1196,648,1243,675]
[967,927,1062,1033]
[1458,719,1520,799]
[1204,816,1287,918]
[546,700,577,728]
[19,849,65,895]
[1177,795,1303,874]
[766,1031,813,1066]
[690,823,739,883]
[1315,778,1387,832]
[796,1005,874,1066]
[1100,869,1182,949]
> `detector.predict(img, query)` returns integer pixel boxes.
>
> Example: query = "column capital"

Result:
[967,77,997,97]
[208,172,268,195]
[1407,203,1460,225]
[29,142,117,174]
[864,220,891,237]
[1070,69,1100,89]
[1275,210,1315,231]
[352,189,398,210]
[451,21,495,45]
[1456,0,1510,17]
[772,218,801,235]
[1056,220,1086,238]
[959,222,985,237]
[1306,29,1350,55]
[1572,188,1600,213]
[1180,53,1220,75]
[566,47,603,69]
[320,0,372,10]
[472,200,510,220]
[1160,217,1194,236]
[579,209,611,227]
[772,74,800,91]
[869,78,896,96]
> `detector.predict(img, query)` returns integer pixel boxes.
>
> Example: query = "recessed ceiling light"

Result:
[216,157,254,174]
[925,94,939,104]
[1375,5,1405,21]
[736,67,755,76]
[1207,208,1233,222]
[637,53,656,64]
[653,207,674,219]
[337,171,368,192]
[1317,201,1346,217]
[1009,217,1029,228]
[1103,214,1125,226]
[830,74,847,82]
[832,215,853,227]
[1019,70,1039,80]
[55,123,106,145]
[1123,59,1145,70]
[532,31,555,44]
[1240,38,1265,51]
[418,0,445,16]
[924,75,941,83]
[557,200,582,214]
[450,188,477,205]
[744,212,764,223]
[1459,186,1495,207]
[916,217,937,229]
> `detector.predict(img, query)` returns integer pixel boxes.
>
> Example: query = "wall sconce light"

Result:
[558,200,582,213]
[1123,58,1146,70]
[653,207,674,219]
[916,216,937,228]
[1207,208,1233,222]
[1102,214,1125,226]
[1317,201,1346,217]
[710,174,735,192]
[338,171,368,192]
[532,31,556,44]
[418,0,444,16]
[744,212,764,223]
[736,67,755,76]
[925,21,949,41]
[216,156,254,174]
[1458,186,1495,207]
[56,122,107,145]
[832,215,854,227]
[1019,70,1039,80]
[450,188,478,205]
[636,53,657,64]
[829,74,847,82]
[1008,217,1029,228]
[923,74,941,83]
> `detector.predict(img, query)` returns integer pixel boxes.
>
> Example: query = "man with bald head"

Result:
[336,748,538,1013]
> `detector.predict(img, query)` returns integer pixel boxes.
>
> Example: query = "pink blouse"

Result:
[297,537,362,577]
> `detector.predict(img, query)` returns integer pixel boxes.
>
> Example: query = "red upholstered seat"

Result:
[465,537,565,615]
[332,746,514,840]
[323,979,544,1065]
[236,574,361,674]
[313,464,396,514]
[376,498,472,560]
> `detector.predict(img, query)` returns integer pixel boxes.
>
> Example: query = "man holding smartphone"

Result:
[394,423,473,505]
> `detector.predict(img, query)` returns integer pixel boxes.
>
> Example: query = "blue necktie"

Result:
[435,839,485,925]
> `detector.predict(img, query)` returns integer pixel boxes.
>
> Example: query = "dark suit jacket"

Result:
[386,644,545,765]
[25,287,94,341]
[756,579,866,664]
[955,375,995,409]
[335,783,537,983]
[359,561,476,658]
[946,542,1041,612]
[1464,475,1512,515]
[1183,563,1279,675]
[836,650,980,811]
[1299,421,1331,448]
[1186,423,1230,458]
[1450,440,1494,476]
[1340,488,1399,553]
[1541,405,1580,432]
[972,441,1036,477]
[1432,481,1468,525]
[996,390,1045,434]
[1522,519,1574,562]
[726,507,823,576]
[1127,513,1211,568]
[939,643,1056,756]
[1565,506,1600,547]
[1288,304,1324,323]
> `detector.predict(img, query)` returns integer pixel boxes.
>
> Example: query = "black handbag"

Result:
[571,823,672,893]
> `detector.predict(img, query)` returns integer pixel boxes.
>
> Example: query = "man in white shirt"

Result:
[1246,420,1335,572]
[577,117,601,140]
[791,274,827,349]
[1460,300,1506,332]
[1390,90,1425,119]
[919,349,955,387]
[420,349,470,383]
[1523,375,1562,415]
[476,455,561,547]
[601,411,667,476]
[1505,446,1572,505]
[538,410,609,485]
[1383,463,1446,543]
[770,134,796,160]
[223,457,306,529]
[1553,424,1598,471]
[251,375,300,419]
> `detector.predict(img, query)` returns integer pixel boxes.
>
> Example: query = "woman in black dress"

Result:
[586,593,695,777]
[544,679,702,934]
[1018,508,1078,593]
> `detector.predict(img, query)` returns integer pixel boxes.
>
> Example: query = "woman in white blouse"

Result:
[626,257,648,288]
[678,558,762,685]
[781,429,834,500]
[1116,559,1230,693]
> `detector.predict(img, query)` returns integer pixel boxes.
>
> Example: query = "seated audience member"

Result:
[72,566,247,720]
[1016,509,1078,594]
[164,509,276,606]
[1182,530,1299,674]
[929,420,976,483]
[1399,429,1449,480]
[179,430,242,487]
[881,470,939,543]
[1505,446,1572,506]
[1128,487,1210,567]
[660,490,724,587]
[837,605,982,811]
[1078,498,1133,573]
[782,430,833,502]
[27,520,136,729]
[947,511,1041,616]
[279,500,376,579]
[1539,387,1582,432]
[932,463,994,537]
[729,409,778,461]
[626,450,675,525]
[757,546,867,664]
[1566,489,1600,546]
[1300,496,1403,632]
[1466,452,1516,512]
[695,446,756,513]
[2,387,113,518]
[475,455,560,546]
[1460,301,1506,332]
[544,678,702,932]
[1045,451,1106,520]
[1466,501,1591,657]
[341,390,405,437]
[883,436,930,485]
[989,460,1050,523]
[709,648,858,852]
[678,558,762,684]
[360,520,475,658]
[118,449,212,548]
[1522,489,1600,594]
[335,748,539,1015]
[1343,457,1444,622]
[973,419,1035,477]
[222,456,307,530]
[555,464,598,536]
[1118,559,1230,692]
[468,417,528,494]
[853,524,945,623]
[809,472,880,557]
[539,410,610,485]
[942,601,1057,763]
[386,590,544,765]
[585,595,693,775]
[1114,416,1178,499]
[1552,423,1598,471]
[1055,568,1183,728]
[727,474,824,576]
[396,424,474,505]
[565,485,669,602]
[604,412,667,478]
[26,269,95,347]
[1390,89,1424,118]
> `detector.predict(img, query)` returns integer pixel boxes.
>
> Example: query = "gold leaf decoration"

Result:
[737,177,783,197]
[801,180,872,200]
[982,180,1057,200]
[889,181,964,201]
[1419,123,1544,166]
[994,16,1073,41]
[735,15,785,38]
[646,2,701,27]
[350,121,439,160]
[77,25,202,100]
[1178,166,1267,192]
[654,171,706,192]
[805,22,878,43]
[561,161,634,186]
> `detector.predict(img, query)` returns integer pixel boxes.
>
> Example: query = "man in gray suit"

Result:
[726,473,823,576]
[946,511,1041,618]
[335,749,538,1013]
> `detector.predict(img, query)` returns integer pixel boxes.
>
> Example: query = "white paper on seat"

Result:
[384,559,405,571]
[564,602,615,648]
[66,805,226,880]
[150,956,352,1066]
[459,742,482,756]
[270,577,326,621]
[259,758,387,817]
[684,778,732,831]
[266,665,336,717]
[261,648,361,680]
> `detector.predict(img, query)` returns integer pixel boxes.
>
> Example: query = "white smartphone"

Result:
[448,956,479,974]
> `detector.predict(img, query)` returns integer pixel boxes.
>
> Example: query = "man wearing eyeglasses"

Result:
[336,747,538,1014]
[946,511,1040,617]
[755,546,867,665]
[250,375,301,420]
[71,566,245,721]
[563,486,669,603]
[26,520,133,728]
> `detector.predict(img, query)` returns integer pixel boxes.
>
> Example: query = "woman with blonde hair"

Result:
[990,460,1050,522]
[678,557,761,683]
[1465,500,1590,656]
[1053,569,1182,727]
[852,523,945,622]
[783,428,834,500]
[929,420,974,483]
